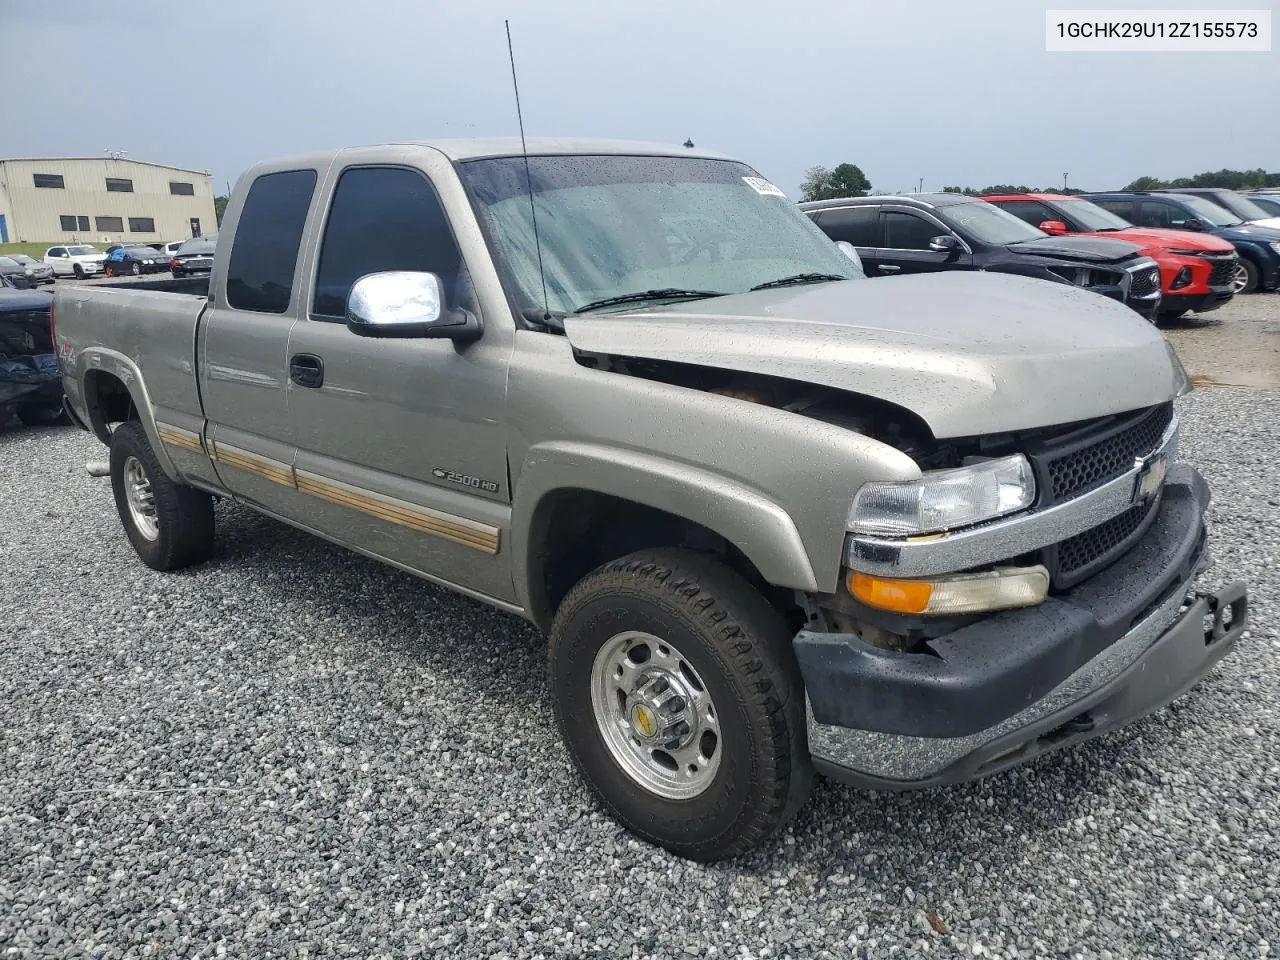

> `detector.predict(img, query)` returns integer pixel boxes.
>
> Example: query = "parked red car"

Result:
[982,193,1238,321]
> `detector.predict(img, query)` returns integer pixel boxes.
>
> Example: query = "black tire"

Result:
[73,264,85,279]
[549,548,813,861]
[15,403,69,426]
[1237,257,1260,295]
[109,420,214,571]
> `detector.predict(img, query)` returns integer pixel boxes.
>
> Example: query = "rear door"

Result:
[1092,198,1137,223]
[198,165,323,519]
[283,149,516,603]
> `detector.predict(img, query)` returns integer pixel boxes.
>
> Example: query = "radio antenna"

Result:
[505,20,551,326]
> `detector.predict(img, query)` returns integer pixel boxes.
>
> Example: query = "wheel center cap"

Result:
[630,704,658,739]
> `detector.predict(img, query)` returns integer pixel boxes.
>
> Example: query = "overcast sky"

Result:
[2,0,1276,197]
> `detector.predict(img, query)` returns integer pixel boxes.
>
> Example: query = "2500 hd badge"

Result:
[432,467,500,494]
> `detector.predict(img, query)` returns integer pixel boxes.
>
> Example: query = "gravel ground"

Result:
[2,387,1279,959]
[1164,290,1280,390]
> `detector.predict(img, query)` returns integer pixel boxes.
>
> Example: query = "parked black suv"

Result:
[801,193,1163,319]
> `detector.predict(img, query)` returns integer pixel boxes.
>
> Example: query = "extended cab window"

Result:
[884,212,943,250]
[226,169,317,314]
[312,166,463,319]
[815,206,880,246]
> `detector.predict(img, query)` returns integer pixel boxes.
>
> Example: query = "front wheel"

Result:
[130,262,141,276]
[1234,258,1260,294]
[73,263,85,279]
[549,548,812,861]
[109,421,214,570]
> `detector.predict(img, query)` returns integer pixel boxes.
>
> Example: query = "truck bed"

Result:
[53,279,210,448]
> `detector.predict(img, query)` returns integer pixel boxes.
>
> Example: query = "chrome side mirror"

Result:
[345,271,480,341]
[834,240,865,277]
[928,235,958,253]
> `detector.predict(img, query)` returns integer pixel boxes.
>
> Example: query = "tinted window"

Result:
[95,216,124,232]
[1136,200,1192,229]
[226,169,317,314]
[815,206,880,246]
[59,215,77,231]
[1093,198,1135,220]
[128,217,156,233]
[49,248,66,257]
[169,181,195,196]
[884,212,944,250]
[991,200,1055,228]
[77,215,90,231]
[105,178,133,193]
[33,173,64,189]
[312,166,462,318]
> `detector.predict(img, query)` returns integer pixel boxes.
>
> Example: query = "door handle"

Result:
[289,353,324,388]
[878,264,901,273]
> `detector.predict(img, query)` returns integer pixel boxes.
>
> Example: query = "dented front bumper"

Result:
[797,464,1247,787]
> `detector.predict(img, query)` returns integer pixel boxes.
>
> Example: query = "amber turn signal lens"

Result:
[847,572,934,614]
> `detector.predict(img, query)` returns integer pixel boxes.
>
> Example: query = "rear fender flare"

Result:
[78,347,179,480]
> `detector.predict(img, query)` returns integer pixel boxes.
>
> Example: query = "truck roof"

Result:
[253,138,734,172]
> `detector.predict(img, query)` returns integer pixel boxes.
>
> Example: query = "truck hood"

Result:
[562,273,1185,439]
[1003,235,1142,263]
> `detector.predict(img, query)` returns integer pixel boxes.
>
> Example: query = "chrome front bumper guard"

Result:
[845,413,1179,577]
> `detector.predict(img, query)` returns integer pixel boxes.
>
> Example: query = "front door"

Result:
[878,210,968,275]
[284,159,515,602]
[199,167,318,518]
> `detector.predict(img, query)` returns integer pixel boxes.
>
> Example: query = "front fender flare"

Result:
[510,440,819,617]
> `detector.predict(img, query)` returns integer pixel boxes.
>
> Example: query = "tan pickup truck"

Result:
[53,138,1246,860]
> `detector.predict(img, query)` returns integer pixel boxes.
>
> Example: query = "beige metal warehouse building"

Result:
[0,157,217,245]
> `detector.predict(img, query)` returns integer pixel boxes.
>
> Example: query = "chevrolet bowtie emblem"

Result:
[1133,453,1167,504]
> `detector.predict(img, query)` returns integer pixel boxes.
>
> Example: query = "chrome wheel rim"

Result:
[1231,263,1249,293]
[589,630,721,800]
[123,456,159,540]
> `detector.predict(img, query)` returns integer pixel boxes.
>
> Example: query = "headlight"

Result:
[24,268,33,276]
[1269,242,1280,254]
[849,455,1036,536]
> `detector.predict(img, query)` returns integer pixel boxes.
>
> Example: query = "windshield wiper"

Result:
[572,288,728,314]
[750,273,847,291]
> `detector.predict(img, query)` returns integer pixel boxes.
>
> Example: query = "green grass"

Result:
[0,242,62,259]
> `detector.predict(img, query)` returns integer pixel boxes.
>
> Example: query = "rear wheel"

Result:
[549,548,812,861]
[109,421,214,570]
[1234,258,1260,294]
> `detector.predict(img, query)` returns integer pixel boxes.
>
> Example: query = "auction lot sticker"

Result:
[1046,9,1271,51]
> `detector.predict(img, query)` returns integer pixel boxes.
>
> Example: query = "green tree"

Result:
[214,196,229,225]
[800,163,872,201]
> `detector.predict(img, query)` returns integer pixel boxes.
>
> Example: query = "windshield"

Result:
[1176,195,1242,226]
[937,200,1046,245]
[1054,199,1132,231]
[459,155,861,315]
[68,245,98,255]
[1201,192,1274,222]
[0,257,18,268]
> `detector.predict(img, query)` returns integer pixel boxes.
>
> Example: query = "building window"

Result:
[169,181,195,196]
[95,216,124,232]
[105,178,134,193]
[78,215,90,231]
[33,173,65,189]
[60,215,78,231]
[128,217,156,233]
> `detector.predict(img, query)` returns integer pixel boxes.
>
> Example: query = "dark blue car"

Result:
[0,273,65,426]
[1086,192,1280,294]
